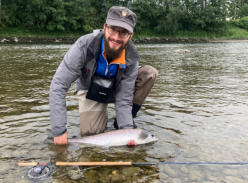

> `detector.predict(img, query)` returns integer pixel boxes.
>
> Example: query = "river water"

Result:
[0,41,248,182]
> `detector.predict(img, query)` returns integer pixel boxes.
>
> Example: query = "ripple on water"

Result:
[1,42,248,182]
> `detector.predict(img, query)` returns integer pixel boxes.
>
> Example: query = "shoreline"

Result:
[0,36,248,44]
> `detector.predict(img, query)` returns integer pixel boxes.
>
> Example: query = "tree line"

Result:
[0,0,248,35]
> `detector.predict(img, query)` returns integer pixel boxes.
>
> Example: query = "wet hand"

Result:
[54,132,68,145]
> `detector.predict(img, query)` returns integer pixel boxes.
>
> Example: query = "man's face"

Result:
[103,24,133,60]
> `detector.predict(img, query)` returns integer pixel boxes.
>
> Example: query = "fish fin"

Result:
[127,140,137,147]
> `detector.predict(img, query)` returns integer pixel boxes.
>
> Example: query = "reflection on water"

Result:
[1,42,248,182]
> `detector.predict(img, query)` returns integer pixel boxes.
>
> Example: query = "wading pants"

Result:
[77,65,158,136]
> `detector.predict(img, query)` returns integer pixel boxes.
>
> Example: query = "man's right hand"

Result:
[54,132,68,145]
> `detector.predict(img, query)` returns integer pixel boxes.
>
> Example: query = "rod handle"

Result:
[56,161,132,166]
[17,162,39,166]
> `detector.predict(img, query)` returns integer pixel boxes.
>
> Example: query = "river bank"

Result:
[0,35,247,44]
[1,26,248,44]
[0,36,212,44]
[0,35,248,44]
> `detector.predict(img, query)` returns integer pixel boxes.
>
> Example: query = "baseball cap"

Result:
[106,6,137,33]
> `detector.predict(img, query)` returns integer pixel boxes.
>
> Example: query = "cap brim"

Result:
[106,19,133,33]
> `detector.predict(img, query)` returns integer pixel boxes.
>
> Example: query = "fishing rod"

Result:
[18,161,134,167]
[18,161,248,180]
[18,161,248,167]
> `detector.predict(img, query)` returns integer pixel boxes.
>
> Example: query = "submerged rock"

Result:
[68,168,84,180]
[110,174,126,182]
[121,167,140,176]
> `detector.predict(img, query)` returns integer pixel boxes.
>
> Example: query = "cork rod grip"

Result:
[56,161,132,166]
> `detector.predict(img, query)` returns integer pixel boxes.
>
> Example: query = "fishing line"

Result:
[132,161,248,166]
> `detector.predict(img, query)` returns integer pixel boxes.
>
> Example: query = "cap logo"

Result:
[122,11,127,17]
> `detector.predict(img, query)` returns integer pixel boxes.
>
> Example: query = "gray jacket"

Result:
[49,30,140,136]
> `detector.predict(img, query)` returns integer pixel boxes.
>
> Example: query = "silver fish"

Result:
[68,129,157,147]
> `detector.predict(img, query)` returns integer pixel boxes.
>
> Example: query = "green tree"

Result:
[0,0,238,34]
[63,0,84,32]
[239,3,248,17]
[132,0,161,34]
[155,0,185,34]
[0,0,1,25]
[1,0,19,26]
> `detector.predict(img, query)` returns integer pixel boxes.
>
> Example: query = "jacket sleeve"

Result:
[49,38,87,136]
[115,44,140,129]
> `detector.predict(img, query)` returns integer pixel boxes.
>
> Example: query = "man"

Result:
[50,6,158,145]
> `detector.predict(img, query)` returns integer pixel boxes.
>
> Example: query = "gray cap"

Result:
[106,6,137,33]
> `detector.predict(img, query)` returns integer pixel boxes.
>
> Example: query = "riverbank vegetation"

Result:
[0,0,248,41]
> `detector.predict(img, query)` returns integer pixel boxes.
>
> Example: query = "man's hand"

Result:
[54,132,68,145]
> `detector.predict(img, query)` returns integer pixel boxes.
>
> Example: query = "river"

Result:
[0,41,248,182]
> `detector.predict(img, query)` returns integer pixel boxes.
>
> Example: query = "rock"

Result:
[173,178,182,183]
[224,176,244,183]
[151,179,161,183]
[0,38,9,43]
[167,178,182,183]
[160,166,177,177]
[223,168,237,176]
[84,169,98,182]
[189,169,203,181]
[55,39,61,43]
[159,172,169,180]
[112,170,117,175]
[0,36,210,44]
[180,166,188,173]
[13,37,18,43]
[78,156,90,162]
[110,174,126,183]
[68,168,84,180]
[121,167,140,176]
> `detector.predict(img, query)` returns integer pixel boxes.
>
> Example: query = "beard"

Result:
[104,35,128,61]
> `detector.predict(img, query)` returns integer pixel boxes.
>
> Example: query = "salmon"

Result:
[68,129,157,147]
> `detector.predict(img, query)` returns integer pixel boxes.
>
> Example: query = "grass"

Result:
[0,26,248,40]
[224,26,248,39]
[134,26,248,40]
[0,27,82,38]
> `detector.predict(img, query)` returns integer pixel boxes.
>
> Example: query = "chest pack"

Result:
[86,37,124,103]
[86,74,116,103]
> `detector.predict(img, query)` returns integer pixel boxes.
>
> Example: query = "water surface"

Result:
[0,41,248,182]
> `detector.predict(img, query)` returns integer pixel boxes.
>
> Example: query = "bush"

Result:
[239,16,248,30]
[231,16,248,31]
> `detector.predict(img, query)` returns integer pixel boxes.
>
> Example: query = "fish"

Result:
[68,129,157,147]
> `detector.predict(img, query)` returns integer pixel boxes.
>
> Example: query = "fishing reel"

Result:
[27,163,55,181]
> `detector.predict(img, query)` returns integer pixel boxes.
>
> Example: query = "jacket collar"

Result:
[86,30,103,61]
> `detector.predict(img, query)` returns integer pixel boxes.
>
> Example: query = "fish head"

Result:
[138,131,158,144]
